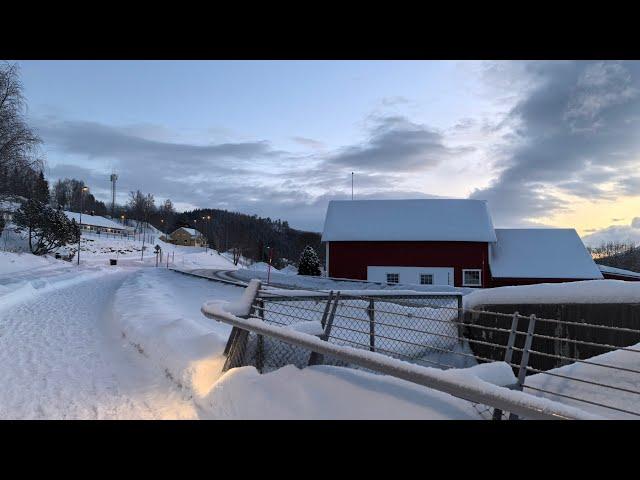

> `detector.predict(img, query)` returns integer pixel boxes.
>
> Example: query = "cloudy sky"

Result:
[17,60,640,244]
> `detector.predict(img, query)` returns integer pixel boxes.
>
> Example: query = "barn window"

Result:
[386,273,399,284]
[420,274,433,285]
[463,269,482,287]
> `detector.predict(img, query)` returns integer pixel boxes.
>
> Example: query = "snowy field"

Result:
[0,246,485,419]
[1,230,636,419]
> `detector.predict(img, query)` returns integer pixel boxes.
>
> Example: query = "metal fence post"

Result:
[309,292,341,366]
[368,299,375,352]
[457,295,464,344]
[221,284,262,372]
[493,311,519,420]
[509,314,536,420]
[320,291,335,329]
[256,298,265,373]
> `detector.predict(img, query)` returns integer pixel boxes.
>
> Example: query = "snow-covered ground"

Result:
[0,266,199,419]
[2,231,634,419]
[0,250,486,419]
[526,343,640,419]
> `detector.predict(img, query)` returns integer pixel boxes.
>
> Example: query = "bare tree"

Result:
[0,62,43,199]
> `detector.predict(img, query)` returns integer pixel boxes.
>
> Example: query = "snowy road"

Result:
[0,268,200,419]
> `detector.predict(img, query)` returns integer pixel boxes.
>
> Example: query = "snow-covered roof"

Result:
[490,229,603,279]
[321,199,497,242]
[0,199,23,212]
[597,264,640,279]
[63,211,132,231]
[176,227,203,237]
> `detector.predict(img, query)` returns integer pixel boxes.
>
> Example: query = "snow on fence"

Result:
[201,279,640,419]
[201,281,597,420]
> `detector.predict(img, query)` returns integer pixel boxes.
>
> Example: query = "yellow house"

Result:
[168,227,205,246]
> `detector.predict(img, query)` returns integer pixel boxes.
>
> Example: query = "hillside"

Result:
[593,244,640,273]
[168,208,323,268]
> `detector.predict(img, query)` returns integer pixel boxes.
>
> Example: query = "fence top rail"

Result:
[201,301,599,420]
[258,288,463,300]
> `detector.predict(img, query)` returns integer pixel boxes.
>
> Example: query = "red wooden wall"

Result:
[327,241,490,287]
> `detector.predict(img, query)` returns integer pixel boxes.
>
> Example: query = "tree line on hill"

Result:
[169,208,323,268]
[589,241,640,273]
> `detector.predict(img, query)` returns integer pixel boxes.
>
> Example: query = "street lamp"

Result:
[206,215,211,253]
[77,186,88,265]
[202,216,207,252]
[121,215,126,241]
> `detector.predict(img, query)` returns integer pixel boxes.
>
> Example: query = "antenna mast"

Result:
[110,172,118,218]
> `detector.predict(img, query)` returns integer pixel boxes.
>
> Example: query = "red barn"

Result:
[322,199,496,287]
[321,199,604,288]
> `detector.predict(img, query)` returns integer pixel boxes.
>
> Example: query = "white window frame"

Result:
[386,273,399,284]
[462,269,482,287]
[420,273,434,285]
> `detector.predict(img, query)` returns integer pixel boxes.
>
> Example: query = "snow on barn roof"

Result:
[597,264,640,279]
[321,199,497,242]
[176,227,203,237]
[490,229,603,279]
[63,211,132,231]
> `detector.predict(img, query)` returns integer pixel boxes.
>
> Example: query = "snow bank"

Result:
[113,269,240,398]
[279,265,298,275]
[0,262,122,310]
[202,300,597,419]
[465,280,640,309]
[0,251,62,275]
[206,364,481,419]
[246,262,275,272]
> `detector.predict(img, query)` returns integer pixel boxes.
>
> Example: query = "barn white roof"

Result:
[490,229,603,279]
[63,211,133,231]
[597,264,640,279]
[176,227,203,237]
[321,199,497,242]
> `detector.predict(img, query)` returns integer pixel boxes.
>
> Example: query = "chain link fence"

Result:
[223,291,470,373]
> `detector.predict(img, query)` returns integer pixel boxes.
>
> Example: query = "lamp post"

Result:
[77,186,88,265]
[206,215,211,253]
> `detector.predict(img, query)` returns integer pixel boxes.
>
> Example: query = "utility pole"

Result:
[77,186,88,265]
[110,172,118,218]
[351,172,354,200]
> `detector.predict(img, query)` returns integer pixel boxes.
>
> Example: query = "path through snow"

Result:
[0,268,200,419]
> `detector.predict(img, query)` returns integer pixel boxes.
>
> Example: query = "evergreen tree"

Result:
[31,170,49,204]
[13,200,80,255]
[0,214,5,236]
[297,245,321,276]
